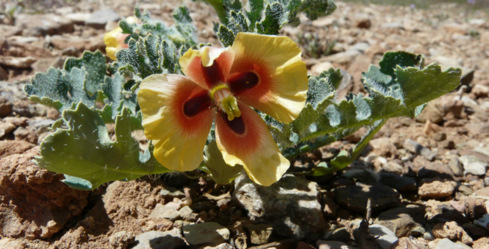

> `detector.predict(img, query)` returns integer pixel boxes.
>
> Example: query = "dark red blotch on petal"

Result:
[227,71,259,95]
[202,61,225,87]
[183,93,212,117]
[220,111,246,135]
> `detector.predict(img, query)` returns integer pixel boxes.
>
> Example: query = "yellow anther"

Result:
[220,96,241,121]
[210,84,241,121]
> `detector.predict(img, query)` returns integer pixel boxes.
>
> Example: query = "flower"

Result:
[103,16,138,60]
[137,33,308,186]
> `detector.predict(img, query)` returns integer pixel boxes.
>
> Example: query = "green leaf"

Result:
[202,140,243,185]
[117,35,163,79]
[64,51,107,97]
[62,175,93,190]
[37,103,168,189]
[270,52,461,161]
[117,5,197,78]
[296,0,337,21]
[378,51,422,78]
[215,24,236,47]
[25,67,93,111]
[247,0,264,27]
[256,2,287,35]
[25,51,117,113]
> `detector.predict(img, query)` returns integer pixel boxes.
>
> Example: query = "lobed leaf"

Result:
[268,51,461,161]
[37,103,168,190]
[211,0,337,45]
[64,50,107,97]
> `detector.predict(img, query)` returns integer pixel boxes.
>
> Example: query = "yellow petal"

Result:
[104,27,127,60]
[179,46,234,89]
[230,32,308,123]
[106,47,118,61]
[215,103,290,186]
[138,74,214,171]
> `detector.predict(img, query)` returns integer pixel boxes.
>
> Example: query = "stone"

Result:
[159,187,185,199]
[472,84,489,98]
[333,183,401,213]
[383,22,404,30]
[433,238,472,249]
[350,42,370,53]
[375,205,424,237]
[149,203,180,221]
[0,56,36,68]
[355,17,371,29]
[0,121,16,139]
[316,240,358,249]
[392,237,420,249]
[448,158,463,177]
[432,221,473,245]
[369,224,399,249]
[404,139,436,161]
[323,195,339,217]
[462,223,489,240]
[245,223,273,245]
[473,237,489,249]
[418,180,455,199]
[203,243,234,249]
[0,66,7,81]
[0,96,12,117]
[108,231,135,249]
[379,172,417,192]
[474,214,489,230]
[13,127,37,144]
[416,102,444,124]
[15,14,74,36]
[381,162,404,175]
[31,57,64,73]
[310,61,334,75]
[459,155,488,176]
[183,222,230,246]
[234,174,325,239]
[133,229,186,249]
[322,49,361,65]
[50,34,105,52]
[460,67,475,86]
[417,160,454,179]
[0,140,34,158]
[85,9,120,29]
[0,24,21,38]
[66,13,91,24]
[0,238,25,249]
[368,137,397,158]
[0,148,89,239]
[178,205,197,221]
[27,118,55,133]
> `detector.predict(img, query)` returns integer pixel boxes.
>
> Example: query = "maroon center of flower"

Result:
[183,93,211,117]
[228,71,259,95]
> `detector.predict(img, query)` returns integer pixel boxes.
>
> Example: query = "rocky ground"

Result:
[1,0,489,248]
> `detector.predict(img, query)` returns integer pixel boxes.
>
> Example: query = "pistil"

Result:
[210,85,241,121]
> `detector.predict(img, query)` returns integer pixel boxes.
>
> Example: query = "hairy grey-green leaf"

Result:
[64,51,107,98]
[271,52,460,162]
[256,2,287,34]
[37,103,168,189]
[25,67,92,111]
[215,24,236,47]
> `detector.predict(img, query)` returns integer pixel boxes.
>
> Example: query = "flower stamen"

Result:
[210,85,241,121]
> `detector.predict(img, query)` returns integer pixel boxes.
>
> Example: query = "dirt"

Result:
[1,0,489,248]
